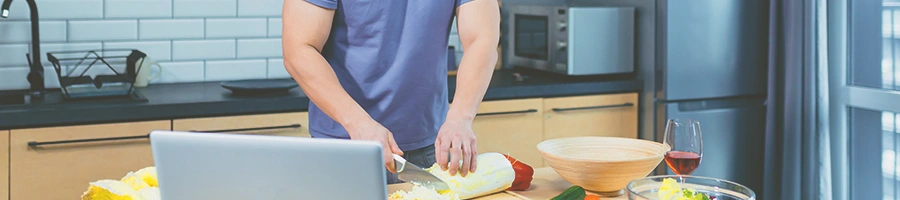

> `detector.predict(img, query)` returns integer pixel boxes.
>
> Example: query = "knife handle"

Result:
[392,154,406,172]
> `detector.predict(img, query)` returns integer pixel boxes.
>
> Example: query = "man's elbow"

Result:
[283,44,320,79]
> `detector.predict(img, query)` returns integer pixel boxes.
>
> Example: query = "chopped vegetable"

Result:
[584,194,601,200]
[551,186,587,200]
[389,184,460,200]
[82,166,160,200]
[81,180,145,200]
[135,187,161,200]
[657,178,711,200]
[503,154,534,191]
[133,166,158,187]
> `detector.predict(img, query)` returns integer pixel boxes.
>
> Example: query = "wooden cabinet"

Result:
[543,93,639,140]
[472,98,545,167]
[0,130,7,200]
[173,112,309,137]
[9,121,169,200]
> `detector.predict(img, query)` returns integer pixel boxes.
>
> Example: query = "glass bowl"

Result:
[626,175,756,200]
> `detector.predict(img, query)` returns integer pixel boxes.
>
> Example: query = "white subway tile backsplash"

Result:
[206,18,267,38]
[0,0,300,87]
[267,59,290,79]
[154,61,205,84]
[0,44,30,67]
[106,0,173,18]
[451,19,458,34]
[139,19,204,40]
[172,40,236,60]
[0,21,67,43]
[237,38,281,58]
[205,59,267,81]
[44,67,62,89]
[268,18,282,37]
[104,41,172,61]
[39,43,103,66]
[0,67,30,90]
[3,0,102,20]
[448,35,461,50]
[238,0,283,17]
[68,20,138,42]
[174,0,237,17]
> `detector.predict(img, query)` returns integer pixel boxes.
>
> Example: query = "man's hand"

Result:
[346,118,404,173]
[435,118,478,177]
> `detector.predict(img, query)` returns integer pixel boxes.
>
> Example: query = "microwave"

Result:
[505,5,635,75]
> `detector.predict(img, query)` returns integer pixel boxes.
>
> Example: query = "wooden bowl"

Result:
[537,136,669,196]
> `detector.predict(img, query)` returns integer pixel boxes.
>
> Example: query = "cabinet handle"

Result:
[28,134,149,148]
[476,109,538,117]
[26,124,303,148]
[190,124,302,133]
[551,103,634,112]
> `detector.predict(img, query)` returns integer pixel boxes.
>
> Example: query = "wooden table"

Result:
[387,167,629,200]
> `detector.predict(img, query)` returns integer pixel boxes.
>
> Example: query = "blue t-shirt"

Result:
[303,0,472,151]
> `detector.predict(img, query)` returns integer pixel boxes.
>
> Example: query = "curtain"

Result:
[763,0,832,199]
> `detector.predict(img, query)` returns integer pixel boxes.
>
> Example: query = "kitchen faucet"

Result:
[2,0,45,97]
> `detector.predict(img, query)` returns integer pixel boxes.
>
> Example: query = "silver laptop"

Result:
[149,130,387,200]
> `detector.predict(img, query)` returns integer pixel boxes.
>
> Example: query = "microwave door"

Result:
[506,6,564,74]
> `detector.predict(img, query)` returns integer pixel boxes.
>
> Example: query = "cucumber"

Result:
[551,186,587,200]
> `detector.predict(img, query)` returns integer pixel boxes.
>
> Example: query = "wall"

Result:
[0,0,466,90]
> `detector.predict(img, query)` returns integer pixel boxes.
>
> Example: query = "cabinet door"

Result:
[543,93,639,139]
[10,121,169,200]
[173,112,309,137]
[0,130,7,200]
[472,98,544,167]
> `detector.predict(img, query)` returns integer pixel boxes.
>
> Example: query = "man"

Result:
[282,0,500,184]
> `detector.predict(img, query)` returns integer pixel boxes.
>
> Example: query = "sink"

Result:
[0,91,26,106]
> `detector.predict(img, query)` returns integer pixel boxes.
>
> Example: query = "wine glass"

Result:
[663,119,703,185]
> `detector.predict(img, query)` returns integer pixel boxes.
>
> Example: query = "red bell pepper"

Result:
[503,154,535,191]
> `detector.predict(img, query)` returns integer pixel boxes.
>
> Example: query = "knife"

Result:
[392,154,451,191]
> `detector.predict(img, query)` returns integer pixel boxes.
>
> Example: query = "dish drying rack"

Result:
[43,49,147,100]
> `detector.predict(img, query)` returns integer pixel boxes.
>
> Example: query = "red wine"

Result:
[665,151,701,175]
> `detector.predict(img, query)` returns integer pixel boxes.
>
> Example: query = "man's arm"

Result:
[282,0,403,172]
[435,0,501,176]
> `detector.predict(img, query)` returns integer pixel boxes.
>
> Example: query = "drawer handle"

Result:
[26,124,303,148]
[28,134,149,148]
[551,103,634,112]
[476,109,538,117]
[190,124,303,133]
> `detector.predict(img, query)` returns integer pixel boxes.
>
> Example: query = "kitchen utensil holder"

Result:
[44,49,146,99]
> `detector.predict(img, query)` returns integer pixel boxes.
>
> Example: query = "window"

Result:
[833,0,900,199]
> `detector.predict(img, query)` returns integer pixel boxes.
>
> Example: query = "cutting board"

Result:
[387,167,630,200]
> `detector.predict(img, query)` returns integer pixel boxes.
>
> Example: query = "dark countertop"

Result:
[0,69,642,130]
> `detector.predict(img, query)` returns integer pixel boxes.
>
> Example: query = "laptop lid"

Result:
[150,131,387,200]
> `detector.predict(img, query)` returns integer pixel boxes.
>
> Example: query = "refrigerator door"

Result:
[658,0,769,101]
[662,98,766,195]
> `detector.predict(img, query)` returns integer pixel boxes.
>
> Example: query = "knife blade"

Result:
[392,154,450,191]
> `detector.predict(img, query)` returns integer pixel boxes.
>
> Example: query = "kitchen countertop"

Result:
[387,167,630,200]
[0,69,641,130]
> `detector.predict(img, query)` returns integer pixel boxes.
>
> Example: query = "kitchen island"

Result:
[387,167,631,200]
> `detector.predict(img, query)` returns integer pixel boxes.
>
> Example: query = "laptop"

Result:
[149,130,388,200]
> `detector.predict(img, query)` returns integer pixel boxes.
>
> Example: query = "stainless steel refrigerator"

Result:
[655,0,769,195]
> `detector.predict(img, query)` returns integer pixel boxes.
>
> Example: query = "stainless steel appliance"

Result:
[505,5,634,75]
[654,0,770,196]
